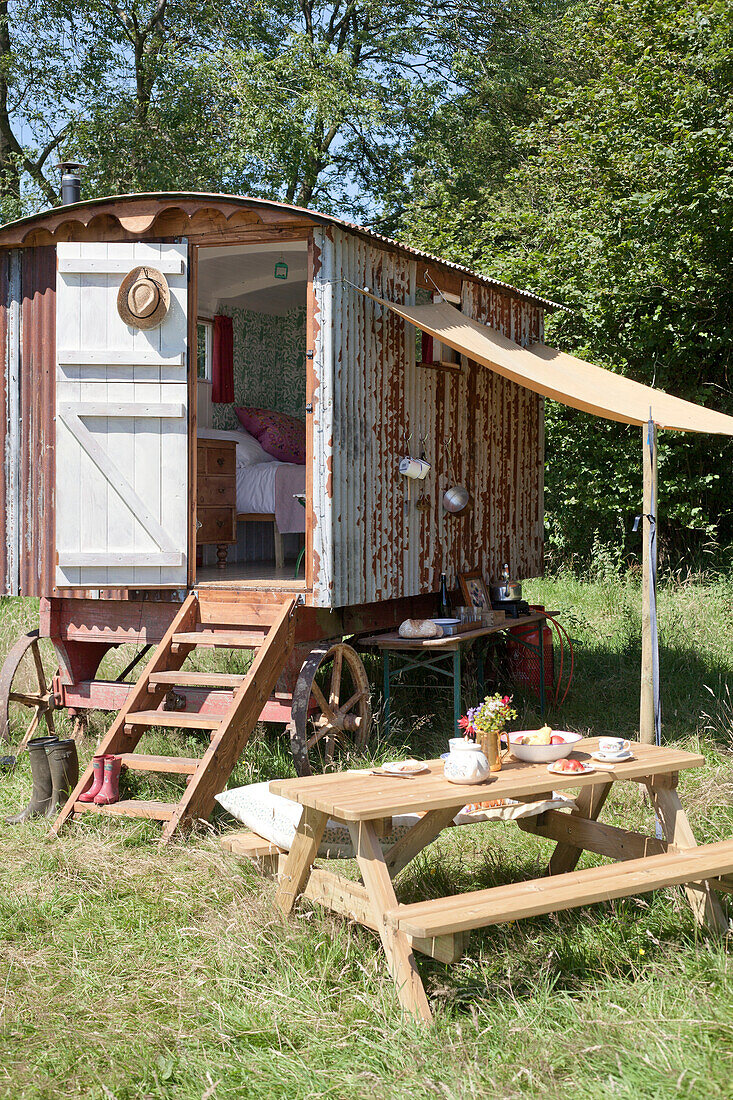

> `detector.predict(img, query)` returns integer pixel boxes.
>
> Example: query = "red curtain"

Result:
[212,314,234,403]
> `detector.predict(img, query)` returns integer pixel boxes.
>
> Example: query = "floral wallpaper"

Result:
[212,305,306,429]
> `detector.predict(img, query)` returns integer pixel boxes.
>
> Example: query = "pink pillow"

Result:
[234,406,306,464]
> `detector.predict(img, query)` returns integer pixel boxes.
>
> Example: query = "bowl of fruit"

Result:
[508,726,583,763]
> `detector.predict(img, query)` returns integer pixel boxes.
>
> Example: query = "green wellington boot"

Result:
[5,736,57,823]
[45,739,79,818]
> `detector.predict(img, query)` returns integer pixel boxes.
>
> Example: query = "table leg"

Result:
[383,650,391,736]
[548,781,613,876]
[274,807,328,915]
[453,648,461,736]
[647,784,728,936]
[385,806,459,877]
[348,820,432,1023]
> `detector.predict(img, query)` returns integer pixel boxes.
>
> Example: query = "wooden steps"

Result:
[72,799,177,820]
[387,838,733,939]
[172,630,265,650]
[124,711,222,730]
[121,753,199,774]
[51,593,297,843]
[148,671,246,689]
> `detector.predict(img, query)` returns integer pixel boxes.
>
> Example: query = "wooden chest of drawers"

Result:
[197,439,236,563]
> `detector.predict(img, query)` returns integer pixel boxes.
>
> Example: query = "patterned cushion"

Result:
[215,782,421,858]
[234,407,306,464]
[215,783,578,859]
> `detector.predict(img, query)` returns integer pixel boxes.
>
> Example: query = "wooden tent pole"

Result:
[640,422,658,745]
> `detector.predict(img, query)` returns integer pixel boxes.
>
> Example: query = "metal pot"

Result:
[490,580,523,602]
[442,485,470,513]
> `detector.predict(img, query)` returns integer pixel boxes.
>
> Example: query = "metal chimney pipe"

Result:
[55,161,85,204]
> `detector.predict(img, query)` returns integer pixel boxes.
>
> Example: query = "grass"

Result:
[1,575,733,1098]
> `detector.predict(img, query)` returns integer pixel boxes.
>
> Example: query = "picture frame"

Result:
[459,570,490,611]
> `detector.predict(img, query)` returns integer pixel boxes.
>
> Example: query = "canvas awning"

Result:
[361,291,733,435]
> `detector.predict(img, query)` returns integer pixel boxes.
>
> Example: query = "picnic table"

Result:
[271,739,733,1023]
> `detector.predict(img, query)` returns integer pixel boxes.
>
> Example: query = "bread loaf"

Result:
[398,618,442,639]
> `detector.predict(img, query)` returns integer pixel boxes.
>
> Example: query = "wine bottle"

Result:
[439,572,450,618]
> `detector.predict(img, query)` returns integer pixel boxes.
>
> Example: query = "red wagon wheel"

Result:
[0,631,57,752]
[288,643,372,776]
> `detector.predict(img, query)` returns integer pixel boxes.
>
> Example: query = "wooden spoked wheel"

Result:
[289,643,372,776]
[0,631,57,752]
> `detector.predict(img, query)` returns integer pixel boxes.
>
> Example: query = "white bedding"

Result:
[236,460,305,514]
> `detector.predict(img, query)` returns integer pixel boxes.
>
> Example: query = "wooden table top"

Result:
[359,611,549,650]
[270,739,704,822]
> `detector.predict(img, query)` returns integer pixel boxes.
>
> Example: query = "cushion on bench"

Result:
[216,782,577,858]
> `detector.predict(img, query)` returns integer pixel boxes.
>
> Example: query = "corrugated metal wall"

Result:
[312,226,544,608]
[0,246,55,596]
[0,250,20,594]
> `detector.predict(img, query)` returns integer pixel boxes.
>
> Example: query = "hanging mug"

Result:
[400,456,431,480]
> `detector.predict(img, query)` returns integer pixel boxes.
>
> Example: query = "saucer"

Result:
[379,759,429,776]
[591,750,634,763]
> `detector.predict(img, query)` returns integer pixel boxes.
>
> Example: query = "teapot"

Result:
[443,739,491,785]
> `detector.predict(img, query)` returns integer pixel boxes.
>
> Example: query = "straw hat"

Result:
[117,266,171,330]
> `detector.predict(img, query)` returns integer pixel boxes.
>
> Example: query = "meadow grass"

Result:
[0,575,732,1098]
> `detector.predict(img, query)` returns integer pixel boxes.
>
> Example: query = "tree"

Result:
[219,0,539,217]
[66,0,233,195]
[400,0,733,563]
[0,0,80,217]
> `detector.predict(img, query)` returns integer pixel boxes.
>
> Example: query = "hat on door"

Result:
[117,266,171,330]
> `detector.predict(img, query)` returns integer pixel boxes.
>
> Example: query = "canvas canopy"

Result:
[361,291,733,435]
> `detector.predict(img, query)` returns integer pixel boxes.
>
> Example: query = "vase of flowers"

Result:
[460,693,517,772]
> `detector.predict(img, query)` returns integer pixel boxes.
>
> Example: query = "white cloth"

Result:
[235,461,305,518]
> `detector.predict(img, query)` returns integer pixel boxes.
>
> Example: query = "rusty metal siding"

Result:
[461,281,544,584]
[1,250,22,594]
[314,227,544,607]
[18,246,55,596]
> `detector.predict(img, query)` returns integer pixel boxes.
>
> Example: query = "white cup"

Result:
[400,456,431,480]
[598,737,630,757]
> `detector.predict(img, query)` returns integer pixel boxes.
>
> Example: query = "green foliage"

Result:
[401,0,733,564]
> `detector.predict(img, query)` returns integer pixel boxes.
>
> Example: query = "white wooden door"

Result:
[55,241,189,588]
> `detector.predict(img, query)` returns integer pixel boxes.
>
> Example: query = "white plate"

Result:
[546,761,595,776]
[590,750,634,763]
[379,759,429,776]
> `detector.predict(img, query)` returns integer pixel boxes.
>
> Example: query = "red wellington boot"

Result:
[93,756,123,805]
[78,755,110,803]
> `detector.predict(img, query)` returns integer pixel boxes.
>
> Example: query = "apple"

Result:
[555,757,584,773]
[566,758,585,772]
[550,734,565,745]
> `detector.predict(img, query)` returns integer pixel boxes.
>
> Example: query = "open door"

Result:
[55,242,189,588]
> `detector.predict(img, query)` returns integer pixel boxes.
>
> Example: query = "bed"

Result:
[198,428,306,570]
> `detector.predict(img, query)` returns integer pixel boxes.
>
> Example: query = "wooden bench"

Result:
[385,838,733,939]
[220,830,286,876]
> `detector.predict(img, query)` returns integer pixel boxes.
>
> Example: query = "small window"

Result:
[197,320,213,381]
[418,291,463,372]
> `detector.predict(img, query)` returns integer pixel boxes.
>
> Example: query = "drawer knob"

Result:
[217,457,224,466]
